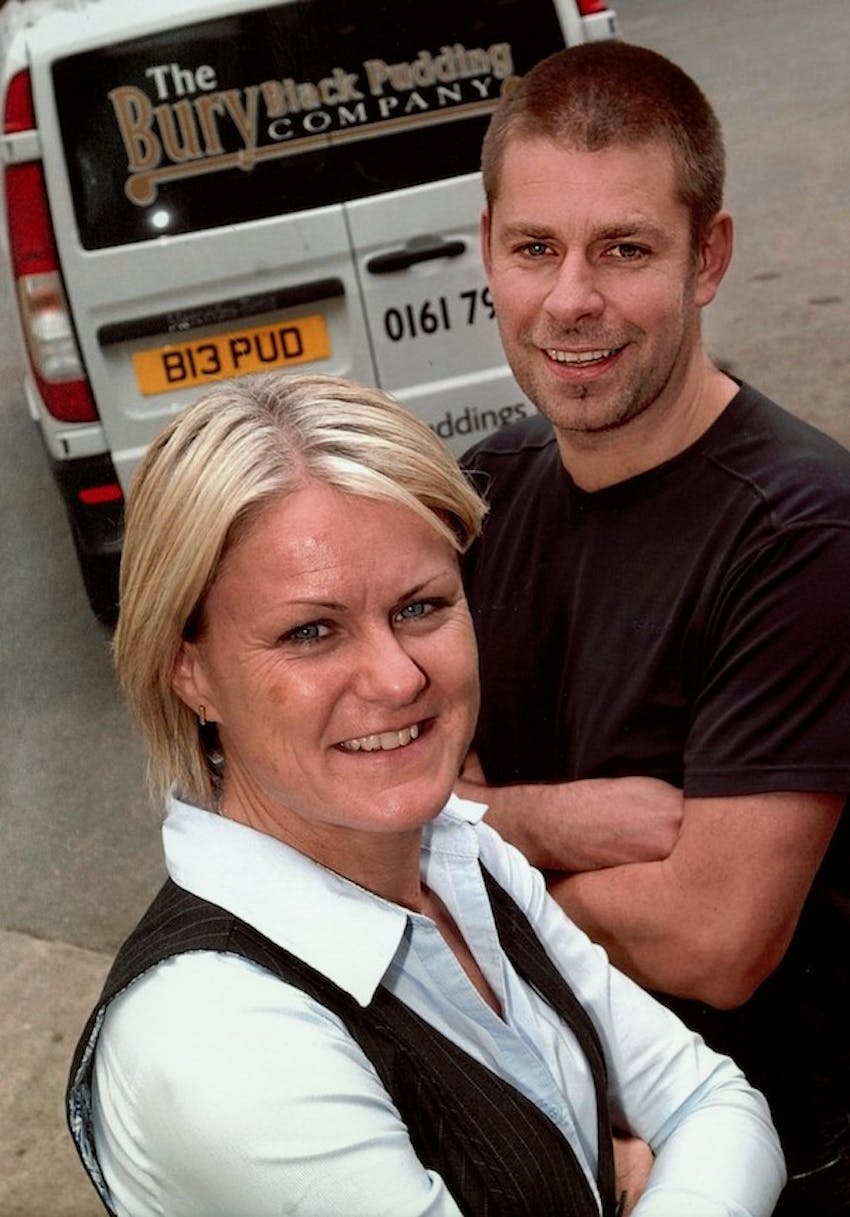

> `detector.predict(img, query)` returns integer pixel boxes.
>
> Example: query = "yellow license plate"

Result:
[132,313,331,395]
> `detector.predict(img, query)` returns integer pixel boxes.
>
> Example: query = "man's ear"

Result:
[694,210,734,308]
[480,208,493,278]
[171,639,218,722]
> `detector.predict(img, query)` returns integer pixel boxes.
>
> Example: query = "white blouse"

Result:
[92,794,785,1216]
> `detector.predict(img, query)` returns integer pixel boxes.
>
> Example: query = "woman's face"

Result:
[173,482,480,857]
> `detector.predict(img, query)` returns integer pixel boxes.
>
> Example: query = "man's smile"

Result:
[545,345,626,366]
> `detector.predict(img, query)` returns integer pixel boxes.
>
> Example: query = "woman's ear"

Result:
[171,640,218,721]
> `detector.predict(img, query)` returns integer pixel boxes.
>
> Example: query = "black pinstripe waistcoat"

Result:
[67,867,616,1217]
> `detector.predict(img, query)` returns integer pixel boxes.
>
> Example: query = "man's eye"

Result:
[523,241,550,257]
[608,243,645,260]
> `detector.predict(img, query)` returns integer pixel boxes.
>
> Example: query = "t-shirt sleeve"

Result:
[684,523,850,796]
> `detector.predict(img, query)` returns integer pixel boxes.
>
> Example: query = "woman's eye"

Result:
[396,600,434,623]
[285,622,329,644]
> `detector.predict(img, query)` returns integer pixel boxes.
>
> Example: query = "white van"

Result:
[0,0,618,620]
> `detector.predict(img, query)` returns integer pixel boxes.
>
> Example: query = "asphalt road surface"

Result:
[1,0,847,1211]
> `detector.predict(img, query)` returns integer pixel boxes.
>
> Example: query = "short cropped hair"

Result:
[482,41,725,244]
[113,371,487,809]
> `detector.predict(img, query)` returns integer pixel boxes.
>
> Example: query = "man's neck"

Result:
[553,362,739,493]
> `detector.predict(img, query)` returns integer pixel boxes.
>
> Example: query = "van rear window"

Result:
[53,0,566,250]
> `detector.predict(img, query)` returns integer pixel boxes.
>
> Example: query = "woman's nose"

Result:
[353,630,428,704]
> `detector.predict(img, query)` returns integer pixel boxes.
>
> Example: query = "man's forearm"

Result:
[454,770,684,872]
[549,790,843,1007]
[548,860,700,997]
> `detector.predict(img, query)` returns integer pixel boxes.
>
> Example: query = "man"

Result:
[458,41,850,1215]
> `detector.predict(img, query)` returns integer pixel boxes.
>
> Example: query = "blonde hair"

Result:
[113,372,487,808]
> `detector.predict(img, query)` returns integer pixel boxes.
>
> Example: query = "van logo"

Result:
[108,44,516,206]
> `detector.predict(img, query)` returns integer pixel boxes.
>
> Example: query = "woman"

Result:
[67,372,784,1217]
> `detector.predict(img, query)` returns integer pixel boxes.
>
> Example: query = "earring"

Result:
[198,705,207,727]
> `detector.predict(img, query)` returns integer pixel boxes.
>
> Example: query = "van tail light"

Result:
[3,68,35,132]
[577,0,609,12]
[4,72,97,423]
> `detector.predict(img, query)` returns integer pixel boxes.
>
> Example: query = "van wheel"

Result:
[74,545,121,628]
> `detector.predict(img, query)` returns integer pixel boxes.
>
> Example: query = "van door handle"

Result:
[366,239,466,275]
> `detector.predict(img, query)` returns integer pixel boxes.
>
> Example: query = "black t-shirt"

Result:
[462,383,850,1172]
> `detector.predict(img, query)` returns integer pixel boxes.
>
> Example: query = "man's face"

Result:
[482,136,712,442]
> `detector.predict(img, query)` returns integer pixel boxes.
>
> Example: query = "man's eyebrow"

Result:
[494,217,669,244]
[493,221,557,243]
[593,219,668,242]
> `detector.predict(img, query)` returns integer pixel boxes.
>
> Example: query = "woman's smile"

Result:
[336,721,423,752]
[172,481,479,863]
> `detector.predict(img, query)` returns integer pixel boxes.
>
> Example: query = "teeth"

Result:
[339,723,420,752]
[547,347,617,364]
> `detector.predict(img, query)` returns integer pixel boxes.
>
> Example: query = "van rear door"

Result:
[34,0,382,489]
[343,0,573,449]
[32,0,585,480]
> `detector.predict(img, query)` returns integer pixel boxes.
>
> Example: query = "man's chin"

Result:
[535,397,640,437]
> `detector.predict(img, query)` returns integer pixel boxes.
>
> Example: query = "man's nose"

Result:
[543,253,605,327]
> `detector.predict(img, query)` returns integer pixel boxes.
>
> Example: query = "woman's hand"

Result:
[613,1133,653,1215]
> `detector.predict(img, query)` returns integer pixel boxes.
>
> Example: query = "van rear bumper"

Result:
[49,451,124,559]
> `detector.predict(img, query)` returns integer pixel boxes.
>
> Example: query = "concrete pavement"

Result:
[0,931,110,1215]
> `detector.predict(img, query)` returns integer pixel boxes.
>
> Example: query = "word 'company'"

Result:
[109,43,516,205]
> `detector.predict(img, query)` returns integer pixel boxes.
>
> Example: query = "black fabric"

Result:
[462,383,850,1183]
[480,868,616,1213]
[68,873,616,1217]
